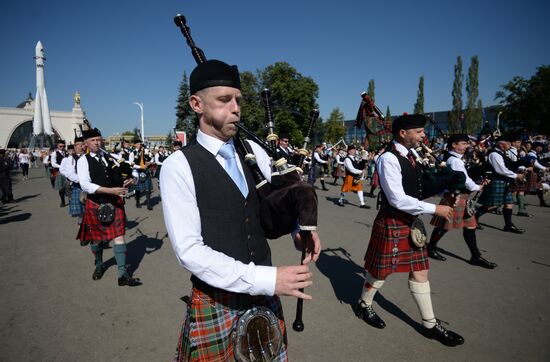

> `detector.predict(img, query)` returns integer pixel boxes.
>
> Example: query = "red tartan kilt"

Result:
[341,174,363,192]
[508,178,526,193]
[372,171,380,187]
[363,210,429,280]
[525,171,541,193]
[77,198,125,242]
[51,168,59,178]
[430,194,477,230]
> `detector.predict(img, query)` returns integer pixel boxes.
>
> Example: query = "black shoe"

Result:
[60,201,66,207]
[92,265,105,280]
[422,321,464,347]
[469,256,497,269]
[80,240,90,247]
[118,274,142,287]
[135,202,142,208]
[503,224,524,234]
[476,224,484,230]
[338,199,344,207]
[147,204,153,211]
[428,249,447,261]
[322,187,329,191]
[355,301,386,329]
[516,212,532,217]
[540,203,550,208]
[359,204,371,209]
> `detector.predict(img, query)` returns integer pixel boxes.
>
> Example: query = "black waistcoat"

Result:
[158,153,168,163]
[182,142,272,278]
[55,151,65,168]
[86,154,121,204]
[380,147,423,207]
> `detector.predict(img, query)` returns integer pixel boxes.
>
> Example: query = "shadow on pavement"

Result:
[316,247,422,332]
[0,212,31,224]
[15,194,41,203]
[125,229,166,275]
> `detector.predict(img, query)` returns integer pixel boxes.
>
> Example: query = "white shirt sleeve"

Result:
[77,156,101,194]
[314,152,327,164]
[377,152,436,215]
[160,151,276,296]
[344,157,362,175]
[447,156,480,192]
[60,157,79,184]
[50,152,62,168]
[488,152,517,179]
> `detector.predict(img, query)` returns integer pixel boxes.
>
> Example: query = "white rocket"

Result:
[33,41,53,135]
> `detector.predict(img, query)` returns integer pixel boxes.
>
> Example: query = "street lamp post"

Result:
[133,102,144,141]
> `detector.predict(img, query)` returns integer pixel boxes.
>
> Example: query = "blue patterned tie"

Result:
[218,143,248,197]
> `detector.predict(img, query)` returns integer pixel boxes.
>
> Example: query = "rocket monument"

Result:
[33,41,53,136]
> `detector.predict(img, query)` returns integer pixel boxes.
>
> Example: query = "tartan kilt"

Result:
[134,175,153,193]
[332,165,345,178]
[54,174,68,191]
[508,178,526,193]
[363,210,429,280]
[175,287,288,362]
[430,193,476,230]
[525,171,541,193]
[76,198,125,243]
[341,174,363,192]
[478,179,513,207]
[68,184,85,217]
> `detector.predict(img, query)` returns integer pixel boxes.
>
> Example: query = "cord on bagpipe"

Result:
[174,13,318,334]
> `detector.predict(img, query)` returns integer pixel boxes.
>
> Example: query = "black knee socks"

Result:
[429,227,447,249]
[58,189,65,204]
[463,228,481,259]
[503,208,513,228]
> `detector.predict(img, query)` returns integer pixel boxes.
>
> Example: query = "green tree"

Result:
[495,65,550,133]
[414,76,424,114]
[449,56,463,132]
[465,56,483,134]
[175,71,196,137]
[323,108,346,143]
[258,62,319,145]
[239,71,264,135]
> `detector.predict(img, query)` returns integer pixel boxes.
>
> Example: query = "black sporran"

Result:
[97,203,115,224]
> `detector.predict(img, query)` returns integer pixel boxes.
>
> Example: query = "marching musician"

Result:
[76,128,140,286]
[50,139,68,207]
[475,135,525,233]
[428,134,497,269]
[172,140,182,151]
[356,114,464,347]
[154,145,168,179]
[59,134,86,225]
[330,148,346,185]
[160,59,321,361]
[308,144,329,191]
[526,142,549,207]
[507,134,531,217]
[129,138,154,210]
[337,145,370,209]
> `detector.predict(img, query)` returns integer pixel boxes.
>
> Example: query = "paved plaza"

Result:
[1,165,549,361]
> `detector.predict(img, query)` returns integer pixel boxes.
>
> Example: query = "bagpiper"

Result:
[428,134,497,269]
[338,145,370,208]
[129,138,154,210]
[50,139,69,207]
[59,133,85,224]
[356,114,464,347]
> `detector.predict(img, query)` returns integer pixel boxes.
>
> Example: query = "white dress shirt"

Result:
[154,152,166,166]
[77,152,109,194]
[344,157,362,175]
[446,151,480,192]
[160,130,276,296]
[376,141,436,216]
[488,150,517,179]
[313,152,327,164]
[50,151,64,169]
[60,155,80,184]
[528,150,547,171]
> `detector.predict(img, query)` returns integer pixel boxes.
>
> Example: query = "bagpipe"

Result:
[174,13,318,343]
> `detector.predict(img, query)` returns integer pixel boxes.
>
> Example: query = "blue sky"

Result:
[1,0,548,137]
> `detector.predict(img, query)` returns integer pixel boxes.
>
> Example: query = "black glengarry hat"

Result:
[82,128,102,140]
[190,59,241,94]
[392,114,426,134]
[447,133,470,147]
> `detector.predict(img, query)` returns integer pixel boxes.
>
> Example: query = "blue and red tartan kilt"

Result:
[175,286,288,362]
[478,179,513,207]
[134,175,153,193]
[76,198,125,243]
[363,209,429,280]
[68,184,84,217]
[525,171,541,193]
[430,193,477,230]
